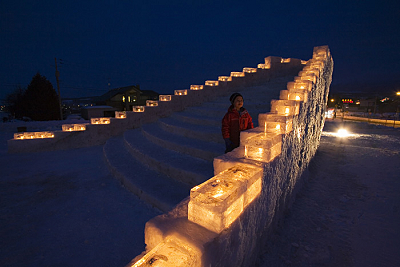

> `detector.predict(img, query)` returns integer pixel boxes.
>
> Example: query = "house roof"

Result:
[96,85,141,102]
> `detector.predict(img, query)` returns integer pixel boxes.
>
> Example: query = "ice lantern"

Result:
[91,118,111,124]
[286,81,312,92]
[218,76,232,82]
[299,67,320,77]
[133,106,145,112]
[271,100,299,116]
[296,73,317,84]
[244,132,282,163]
[280,90,307,102]
[14,131,54,140]
[129,238,199,267]
[159,95,172,101]
[146,100,159,107]
[62,124,86,131]
[205,80,219,86]
[188,164,263,234]
[174,90,187,96]
[243,67,257,73]
[115,111,126,119]
[259,113,293,134]
[230,72,245,77]
[307,60,324,71]
[190,85,203,90]
[257,63,270,69]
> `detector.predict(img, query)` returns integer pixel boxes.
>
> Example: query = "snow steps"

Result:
[103,136,191,212]
[103,76,295,212]
[141,123,223,161]
[124,129,214,186]
[158,116,223,144]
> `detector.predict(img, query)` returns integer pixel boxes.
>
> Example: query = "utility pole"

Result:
[55,58,63,120]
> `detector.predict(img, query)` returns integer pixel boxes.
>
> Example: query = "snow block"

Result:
[128,237,201,267]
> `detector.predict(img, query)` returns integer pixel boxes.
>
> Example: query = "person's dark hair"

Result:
[230,93,243,104]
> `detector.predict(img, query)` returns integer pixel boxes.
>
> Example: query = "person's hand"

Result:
[224,138,233,152]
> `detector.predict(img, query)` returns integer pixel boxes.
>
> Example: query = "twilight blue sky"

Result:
[1,0,399,99]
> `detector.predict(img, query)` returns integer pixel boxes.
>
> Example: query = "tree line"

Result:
[5,73,60,121]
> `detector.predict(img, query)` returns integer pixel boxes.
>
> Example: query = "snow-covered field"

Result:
[0,121,161,267]
[1,119,399,267]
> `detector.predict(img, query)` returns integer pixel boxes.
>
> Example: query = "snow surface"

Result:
[0,121,161,267]
[1,119,399,267]
[258,120,400,267]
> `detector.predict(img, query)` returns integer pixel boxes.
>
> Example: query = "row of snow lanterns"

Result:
[131,57,306,118]
[14,131,55,140]
[129,53,329,266]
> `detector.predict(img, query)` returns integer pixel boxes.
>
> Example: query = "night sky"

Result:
[1,1,399,100]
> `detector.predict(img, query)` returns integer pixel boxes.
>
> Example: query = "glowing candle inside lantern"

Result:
[62,124,86,131]
[230,72,245,77]
[174,90,187,95]
[285,107,290,114]
[91,118,100,124]
[190,85,203,90]
[258,63,270,69]
[159,95,172,101]
[14,133,25,140]
[14,131,54,139]
[37,131,54,138]
[133,106,145,112]
[218,76,232,82]
[62,125,74,131]
[146,100,158,107]
[205,80,219,86]
[25,133,35,139]
[295,95,301,101]
[281,58,291,63]
[243,67,257,73]
[101,118,110,124]
[115,111,126,119]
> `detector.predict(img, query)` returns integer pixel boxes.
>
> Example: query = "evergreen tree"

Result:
[5,86,26,119]
[24,73,60,121]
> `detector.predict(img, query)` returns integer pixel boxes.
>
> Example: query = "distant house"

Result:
[94,85,159,111]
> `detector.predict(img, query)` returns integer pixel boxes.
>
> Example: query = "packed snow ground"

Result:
[258,119,400,267]
[1,119,399,267]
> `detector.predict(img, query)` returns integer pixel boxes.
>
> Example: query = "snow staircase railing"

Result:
[126,46,333,266]
[8,55,304,154]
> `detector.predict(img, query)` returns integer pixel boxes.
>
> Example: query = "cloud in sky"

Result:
[1,1,399,99]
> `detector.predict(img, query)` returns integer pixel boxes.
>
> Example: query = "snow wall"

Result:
[127,46,333,267]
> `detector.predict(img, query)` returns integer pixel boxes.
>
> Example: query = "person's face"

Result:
[233,96,243,110]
